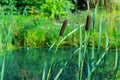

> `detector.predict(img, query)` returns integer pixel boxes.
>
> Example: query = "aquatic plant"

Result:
[60,19,68,36]
[85,15,91,31]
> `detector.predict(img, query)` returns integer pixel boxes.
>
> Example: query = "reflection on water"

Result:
[1,48,120,80]
[2,48,75,80]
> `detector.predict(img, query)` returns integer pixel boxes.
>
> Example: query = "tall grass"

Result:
[0,56,5,80]
[42,62,46,80]
[113,46,119,79]
[47,24,84,80]
[0,13,13,80]
[46,3,120,80]
[77,25,82,80]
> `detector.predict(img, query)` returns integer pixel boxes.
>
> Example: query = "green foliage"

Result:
[46,28,58,46]
[0,4,120,49]
[0,0,74,18]
[0,0,16,14]
[40,0,74,19]
[26,29,46,46]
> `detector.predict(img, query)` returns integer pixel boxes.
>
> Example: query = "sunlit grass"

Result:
[0,7,120,49]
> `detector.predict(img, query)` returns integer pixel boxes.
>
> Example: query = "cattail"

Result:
[60,19,68,36]
[85,15,91,30]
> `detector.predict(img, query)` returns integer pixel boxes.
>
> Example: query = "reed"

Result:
[85,15,91,31]
[92,5,97,29]
[48,6,116,79]
[0,13,13,80]
[42,62,46,80]
[48,19,68,52]
[60,19,68,36]
[47,24,84,80]
[0,56,5,80]
[113,46,119,79]
[97,14,102,60]
[77,25,82,80]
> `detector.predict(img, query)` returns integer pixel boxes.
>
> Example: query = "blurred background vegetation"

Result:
[0,0,119,18]
[0,0,74,18]
[0,0,120,49]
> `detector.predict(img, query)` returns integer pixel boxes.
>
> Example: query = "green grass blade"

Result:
[98,15,102,52]
[0,34,2,51]
[76,25,83,80]
[54,69,63,80]
[42,62,46,80]
[1,56,5,80]
[79,29,90,80]
[54,61,67,80]
[87,62,91,80]
[0,24,2,51]
[73,45,84,55]
[103,32,109,72]
[48,42,56,52]
[80,32,87,80]
[91,38,95,67]
[105,33,109,50]
[46,67,52,80]
[113,46,119,79]
[92,5,97,29]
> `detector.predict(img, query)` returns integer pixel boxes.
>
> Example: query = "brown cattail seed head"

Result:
[60,19,68,36]
[85,15,91,31]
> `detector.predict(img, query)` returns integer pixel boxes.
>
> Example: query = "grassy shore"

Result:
[0,8,120,50]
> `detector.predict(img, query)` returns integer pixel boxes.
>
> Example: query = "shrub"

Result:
[0,0,74,19]
[40,0,74,19]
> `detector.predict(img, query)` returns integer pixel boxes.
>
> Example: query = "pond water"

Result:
[0,47,120,80]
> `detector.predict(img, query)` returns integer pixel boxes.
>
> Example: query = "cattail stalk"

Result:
[85,15,91,30]
[60,19,68,36]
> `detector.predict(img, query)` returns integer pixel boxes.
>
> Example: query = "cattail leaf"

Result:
[1,56,5,80]
[48,42,56,53]
[54,61,67,80]
[91,38,95,67]
[105,33,109,50]
[77,26,83,80]
[0,33,2,51]
[73,45,85,54]
[46,67,52,80]
[80,32,88,80]
[97,14,102,61]
[114,46,119,78]
[92,5,97,29]
[42,62,46,80]
[87,62,91,80]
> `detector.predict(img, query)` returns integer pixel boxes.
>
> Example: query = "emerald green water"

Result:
[1,48,120,80]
